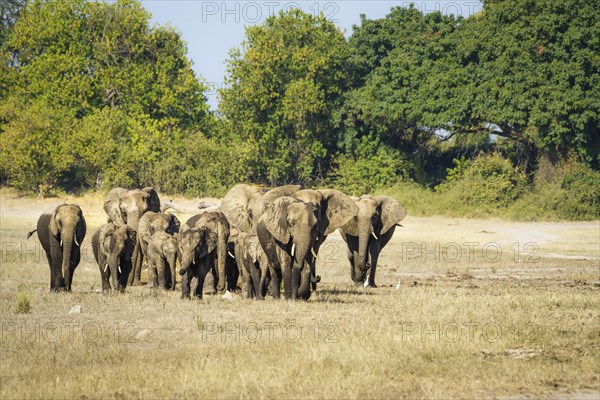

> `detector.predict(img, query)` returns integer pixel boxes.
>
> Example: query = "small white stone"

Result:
[69,305,81,314]
[222,290,233,301]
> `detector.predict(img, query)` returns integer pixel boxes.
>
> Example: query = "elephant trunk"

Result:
[107,252,120,291]
[291,240,310,299]
[355,219,370,283]
[216,223,227,293]
[179,257,193,276]
[60,228,76,291]
[167,253,178,290]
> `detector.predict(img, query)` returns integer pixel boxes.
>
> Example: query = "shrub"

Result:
[330,135,408,196]
[15,288,31,314]
[436,153,527,210]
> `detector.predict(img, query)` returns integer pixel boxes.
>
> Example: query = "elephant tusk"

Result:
[371,232,379,240]
[60,240,63,247]
[118,266,122,274]
[291,244,296,258]
[228,251,235,259]
[311,248,317,258]
[364,279,369,288]
[75,238,80,246]
[104,264,109,273]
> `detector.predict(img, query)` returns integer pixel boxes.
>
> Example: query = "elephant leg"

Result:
[368,241,381,287]
[269,267,281,299]
[118,259,131,291]
[130,242,143,286]
[249,262,263,300]
[156,258,167,290]
[291,265,301,300]
[195,265,208,300]
[181,270,192,299]
[101,269,111,293]
[45,252,55,290]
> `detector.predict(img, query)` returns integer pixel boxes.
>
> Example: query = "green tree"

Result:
[219,9,349,185]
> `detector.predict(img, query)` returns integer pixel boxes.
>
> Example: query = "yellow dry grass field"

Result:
[1,189,599,399]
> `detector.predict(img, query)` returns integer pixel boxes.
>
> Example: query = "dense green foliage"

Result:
[0,0,598,219]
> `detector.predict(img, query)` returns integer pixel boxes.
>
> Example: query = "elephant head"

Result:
[340,195,406,284]
[45,204,86,291]
[138,211,180,257]
[258,196,318,300]
[103,187,161,231]
[147,231,178,290]
[220,184,301,234]
[177,227,212,277]
[93,223,136,292]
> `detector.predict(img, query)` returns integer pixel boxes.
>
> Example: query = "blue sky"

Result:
[142,1,483,108]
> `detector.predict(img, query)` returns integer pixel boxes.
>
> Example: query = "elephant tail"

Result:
[26,229,37,240]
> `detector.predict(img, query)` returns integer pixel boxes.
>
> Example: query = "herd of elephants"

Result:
[26,184,407,300]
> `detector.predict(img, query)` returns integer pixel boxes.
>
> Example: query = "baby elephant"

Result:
[146,231,178,290]
[92,223,136,293]
[235,232,269,300]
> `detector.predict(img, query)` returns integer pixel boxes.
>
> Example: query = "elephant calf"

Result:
[234,232,269,299]
[92,223,136,292]
[27,203,86,292]
[146,231,178,290]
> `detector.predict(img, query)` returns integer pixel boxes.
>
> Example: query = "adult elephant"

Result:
[103,187,161,286]
[27,204,86,291]
[293,189,358,290]
[257,196,319,300]
[339,195,407,287]
[146,231,178,290]
[181,211,231,293]
[91,223,136,292]
[220,184,301,234]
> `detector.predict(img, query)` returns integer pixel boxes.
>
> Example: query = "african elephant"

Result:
[339,195,407,287]
[220,184,302,234]
[91,223,136,292]
[293,189,358,290]
[103,187,161,286]
[27,204,86,291]
[138,211,180,283]
[257,196,318,300]
[179,211,230,297]
[234,232,269,299]
[177,227,215,299]
[146,231,178,290]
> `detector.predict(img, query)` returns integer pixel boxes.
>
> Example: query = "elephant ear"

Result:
[319,189,359,235]
[167,213,180,234]
[204,228,219,255]
[142,187,161,213]
[220,184,262,233]
[375,196,407,235]
[102,229,115,253]
[261,196,295,244]
[246,235,263,264]
[263,185,301,204]
[76,207,87,243]
[49,207,61,237]
[104,188,127,225]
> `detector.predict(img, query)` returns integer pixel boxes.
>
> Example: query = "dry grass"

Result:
[1,188,599,399]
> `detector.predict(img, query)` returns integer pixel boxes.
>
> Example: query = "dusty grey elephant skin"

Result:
[27,204,86,291]
[146,231,178,290]
[257,196,319,300]
[339,195,407,287]
[177,227,214,299]
[293,189,358,291]
[138,211,180,280]
[182,211,231,293]
[103,187,161,286]
[92,223,136,292]
[234,232,269,299]
[220,184,302,234]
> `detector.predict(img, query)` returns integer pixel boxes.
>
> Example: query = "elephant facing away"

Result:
[257,196,319,300]
[92,223,136,292]
[234,232,269,299]
[146,231,178,290]
[339,195,407,287]
[27,204,87,291]
[103,187,161,286]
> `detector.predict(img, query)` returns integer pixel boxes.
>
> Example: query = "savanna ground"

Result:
[0,189,598,399]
